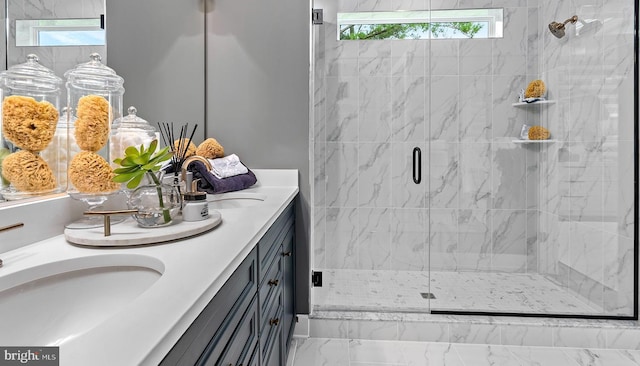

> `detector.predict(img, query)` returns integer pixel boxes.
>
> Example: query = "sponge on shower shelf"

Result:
[524,80,546,98]
[528,126,550,140]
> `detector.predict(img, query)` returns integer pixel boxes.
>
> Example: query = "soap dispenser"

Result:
[182,179,208,222]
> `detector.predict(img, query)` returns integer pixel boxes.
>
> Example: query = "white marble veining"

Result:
[312,0,635,318]
[292,338,640,366]
[314,269,598,314]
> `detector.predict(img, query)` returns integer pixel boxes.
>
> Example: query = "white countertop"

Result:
[0,169,298,366]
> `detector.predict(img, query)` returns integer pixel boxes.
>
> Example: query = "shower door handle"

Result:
[413,147,421,184]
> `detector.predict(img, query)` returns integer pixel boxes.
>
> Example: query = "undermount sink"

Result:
[0,254,163,345]
[207,192,266,209]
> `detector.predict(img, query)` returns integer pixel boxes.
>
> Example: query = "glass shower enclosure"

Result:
[311,0,636,318]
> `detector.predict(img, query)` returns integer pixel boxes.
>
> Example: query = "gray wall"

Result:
[206,0,311,313]
[107,0,311,313]
[105,0,206,143]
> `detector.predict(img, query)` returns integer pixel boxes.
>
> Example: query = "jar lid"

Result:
[0,54,63,93]
[64,53,124,92]
[183,192,206,201]
[112,106,157,132]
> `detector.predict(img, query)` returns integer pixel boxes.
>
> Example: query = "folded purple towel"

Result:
[190,161,257,194]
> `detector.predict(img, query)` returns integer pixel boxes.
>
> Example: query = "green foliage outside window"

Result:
[339,22,484,40]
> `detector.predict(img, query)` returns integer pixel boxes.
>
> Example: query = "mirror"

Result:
[0,0,106,204]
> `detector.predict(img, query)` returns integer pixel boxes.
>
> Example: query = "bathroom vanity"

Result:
[160,200,296,365]
[0,169,299,366]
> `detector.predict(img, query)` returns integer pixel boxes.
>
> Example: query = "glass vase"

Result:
[128,178,181,228]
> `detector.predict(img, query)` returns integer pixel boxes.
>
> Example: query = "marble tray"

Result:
[64,211,222,247]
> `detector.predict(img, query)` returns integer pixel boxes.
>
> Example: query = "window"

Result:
[16,19,105,47]
[337,8,503,40]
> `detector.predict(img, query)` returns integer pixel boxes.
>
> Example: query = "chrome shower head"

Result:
[548,15,578,39]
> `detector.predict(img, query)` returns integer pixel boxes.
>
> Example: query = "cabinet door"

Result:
[161,249,257,365]
[260,289,283,362]
[282,226,296,350]
[263,329,282,366]
[203,297,258,366]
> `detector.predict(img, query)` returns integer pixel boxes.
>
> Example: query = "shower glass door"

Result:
[311,0,636,319]
[426,0,636,318]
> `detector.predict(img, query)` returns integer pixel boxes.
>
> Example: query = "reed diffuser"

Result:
[157,122,198,192]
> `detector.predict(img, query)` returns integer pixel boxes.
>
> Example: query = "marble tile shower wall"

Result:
[312,1,544,274]
[538,0,635,315]
[7,0,106,93]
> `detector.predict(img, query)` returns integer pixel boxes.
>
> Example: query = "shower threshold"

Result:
[309,269,639,349]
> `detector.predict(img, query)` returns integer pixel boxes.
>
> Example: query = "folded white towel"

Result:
[208,154,249,179]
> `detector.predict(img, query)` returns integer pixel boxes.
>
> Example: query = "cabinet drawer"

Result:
[263,330,282,366]
[261,304,283,366]
[281,226,296,349]
[197,290,256,366]
[260,289,283,358]
[258,204,294,280]
[161,249,257,366]
[205,296,258,366]
[259,254,283,316]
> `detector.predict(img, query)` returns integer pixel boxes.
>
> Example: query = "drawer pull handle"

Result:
[269,318,280,326]
[282,251,292,257]
[268,279,279,286]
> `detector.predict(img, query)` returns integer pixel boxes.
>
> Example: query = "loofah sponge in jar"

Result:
[528,126,550,140]
[69,151,119,193]
[2,95,59,152]
[196,138,225,159]
[1,150,56,192]
[75,95,111,152]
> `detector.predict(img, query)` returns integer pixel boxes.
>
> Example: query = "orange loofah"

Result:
[525,80,546,98]
[528,126,550,140]
[2,95,58,152]
[68,151,119,193]
[196,138,225,159]
[75,95,111,152]
[174,139,197,159]
[1,150,56,192]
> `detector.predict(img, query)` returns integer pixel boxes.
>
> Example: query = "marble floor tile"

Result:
[620,350,640,364]
[452,344,523,366]
[313,269,598,315]
[291,338,640,366]
[562,348,639,366]
[508,346,582,365]
[348,340,475,365]
[293,338,350,366]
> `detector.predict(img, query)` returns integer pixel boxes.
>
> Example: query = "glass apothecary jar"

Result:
[110,106,157,167]
[64,53,124,196]
[0,54,64,200]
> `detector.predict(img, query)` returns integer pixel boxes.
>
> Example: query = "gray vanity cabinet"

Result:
[160,202,295,366]
[258,203,295,366]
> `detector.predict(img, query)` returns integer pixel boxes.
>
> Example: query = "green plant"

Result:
[112,139,173,223]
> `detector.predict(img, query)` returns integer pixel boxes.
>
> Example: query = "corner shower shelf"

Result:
[512,139,557,144]
[512,100,556,107]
